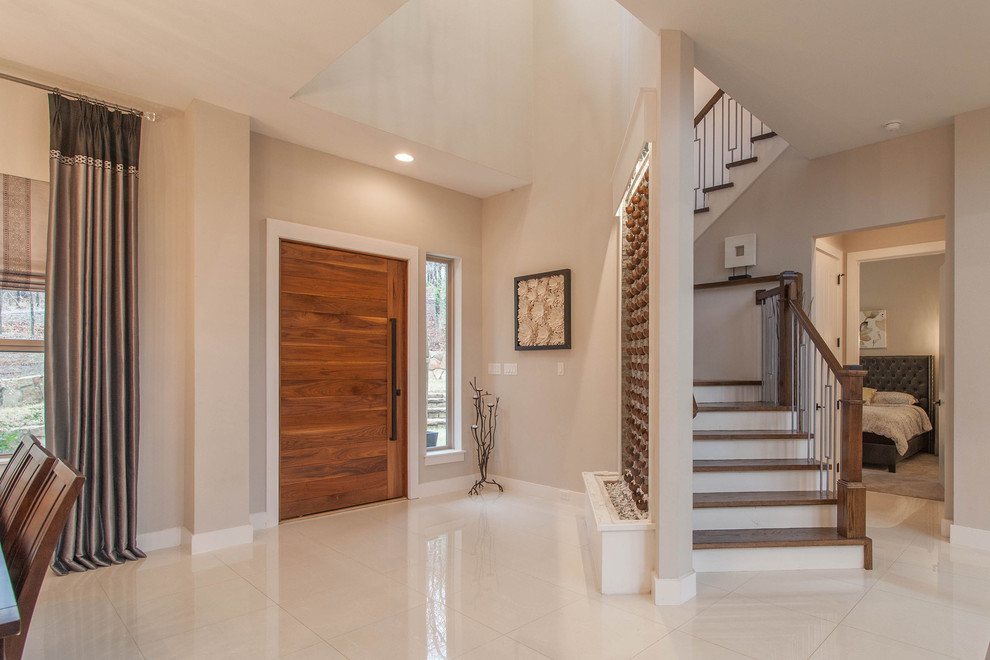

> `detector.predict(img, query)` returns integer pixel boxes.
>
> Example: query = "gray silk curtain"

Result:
[46,94,144,573]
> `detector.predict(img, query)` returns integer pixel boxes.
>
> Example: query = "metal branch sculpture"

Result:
[468,377,502,496]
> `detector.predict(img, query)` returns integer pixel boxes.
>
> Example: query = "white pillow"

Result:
[871,391,917,405]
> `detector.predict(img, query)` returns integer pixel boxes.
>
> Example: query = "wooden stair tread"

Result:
[694,491,836,508]
[694,527,869,549]
[702,182,734,194]
[693,430,808,440]
[694,459,821,472]
[693,380,762,387]
[726,156,758,169]
[751,131,777,143]
[696,402,790,412]
[694,207,710,215]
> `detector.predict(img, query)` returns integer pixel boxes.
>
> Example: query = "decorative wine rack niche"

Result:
[620,153,650,513]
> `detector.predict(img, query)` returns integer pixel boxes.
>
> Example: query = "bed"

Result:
[859,355,935,473]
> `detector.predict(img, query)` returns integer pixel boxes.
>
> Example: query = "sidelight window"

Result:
[426,257,453,451]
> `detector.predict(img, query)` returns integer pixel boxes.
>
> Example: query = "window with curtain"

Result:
[0,173,48,455]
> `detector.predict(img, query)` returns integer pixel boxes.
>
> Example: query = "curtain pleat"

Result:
[45,94,144,574]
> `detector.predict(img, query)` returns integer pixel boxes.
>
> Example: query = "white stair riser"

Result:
[693,505,835,530]
[693,438,810,460]
[693,385,762,404]
[694,545,864,572]
[693,411,794,431]
[693,470,822,492]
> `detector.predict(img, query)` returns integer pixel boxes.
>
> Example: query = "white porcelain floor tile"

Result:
[844,588,990,659]
[280,642,349,659]
[232,546,385,604]
[680,593,836,660]
[137,605,321,660]
[330,602,500,659]
[734,569,871,622]
[875,560,990,617]
[113,574,272,645]
[25,588,144,660]
[633,630,752,659]
[507,599,669,660]
[695,571,759,592]
[896,536,990,580]
[512,545,601,597]
[385,545,503,597]
[454,635,551,659]
[446,564,584,633]
[97,550,240,608]
[279,572,427,639]
[809,624,955,660]
[599,583,729,629]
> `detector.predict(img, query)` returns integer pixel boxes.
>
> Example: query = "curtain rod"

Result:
[0,71,158,122]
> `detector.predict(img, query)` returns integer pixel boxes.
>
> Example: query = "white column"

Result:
[951,107,990,550]
[649,30,696,604]
[185,99,253,553]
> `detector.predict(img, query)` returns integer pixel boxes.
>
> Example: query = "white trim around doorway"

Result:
[264,218,421,528]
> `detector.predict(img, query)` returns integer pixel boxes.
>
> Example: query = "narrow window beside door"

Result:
[426,257,453,451]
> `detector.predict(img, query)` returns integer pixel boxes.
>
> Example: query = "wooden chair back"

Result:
[0,436,56,558]
[2,459,84,660]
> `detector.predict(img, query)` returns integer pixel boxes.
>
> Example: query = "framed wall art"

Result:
[859,309,887,349]
[514,268,571,350]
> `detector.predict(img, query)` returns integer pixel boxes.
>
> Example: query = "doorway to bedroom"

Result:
[813,219,946,502]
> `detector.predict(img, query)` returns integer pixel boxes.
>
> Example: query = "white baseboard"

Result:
[412,474,478,499]
[653,571,697,605]
[942,518,953,539]
[190,524,254,554]
[250,512,268,530]
[490,474,585,508]
[950,523,990,551]
[137,527,191,553]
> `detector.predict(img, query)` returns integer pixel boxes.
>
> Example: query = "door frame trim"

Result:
[265,218,420,527]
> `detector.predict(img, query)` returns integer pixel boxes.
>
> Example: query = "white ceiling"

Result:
[3,0,989,197]
[295,0,534,182]
[0,0,528,198]
[618,0,990,157]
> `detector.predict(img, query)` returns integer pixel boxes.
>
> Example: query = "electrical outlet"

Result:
[503,363,518,376]
[487,363,501,375]
[557,362,565,376]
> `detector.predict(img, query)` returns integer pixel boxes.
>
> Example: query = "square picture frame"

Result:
[514,268,571,350]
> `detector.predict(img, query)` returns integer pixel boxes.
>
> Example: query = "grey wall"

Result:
[860,254,943,358]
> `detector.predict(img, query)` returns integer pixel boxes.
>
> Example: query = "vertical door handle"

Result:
[388,318,398,442]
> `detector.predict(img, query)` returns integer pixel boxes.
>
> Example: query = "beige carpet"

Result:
[863,452,944,501]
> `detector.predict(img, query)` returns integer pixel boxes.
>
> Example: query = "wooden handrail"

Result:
[755,286,785,303]
[695,89,724,127]
[755,275,867,545]
[786,300,845,376]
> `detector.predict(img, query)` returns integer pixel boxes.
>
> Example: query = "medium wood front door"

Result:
[278,240,407,520]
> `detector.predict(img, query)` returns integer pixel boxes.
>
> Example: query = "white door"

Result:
[813,246,843,361]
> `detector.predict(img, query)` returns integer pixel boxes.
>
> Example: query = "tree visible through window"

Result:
[0,290,45,454]
[426,257,452,450]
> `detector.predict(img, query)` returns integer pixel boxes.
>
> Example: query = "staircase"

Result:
[690,275,873,572]
[693,89,789,240]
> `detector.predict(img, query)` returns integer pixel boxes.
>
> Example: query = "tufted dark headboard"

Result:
[860,355,935,449]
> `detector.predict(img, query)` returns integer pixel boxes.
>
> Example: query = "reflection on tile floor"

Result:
[26,489,990,659]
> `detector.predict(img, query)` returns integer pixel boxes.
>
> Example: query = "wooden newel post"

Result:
[837,366,867,540]
[777,274,800,407]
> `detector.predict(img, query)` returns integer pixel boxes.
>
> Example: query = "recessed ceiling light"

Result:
[395,153,414,162]
[883,120,903,132]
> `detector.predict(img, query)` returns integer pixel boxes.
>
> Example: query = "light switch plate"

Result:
[557,362,565,376]
[487,363,501,375]
[503,363,518,376]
